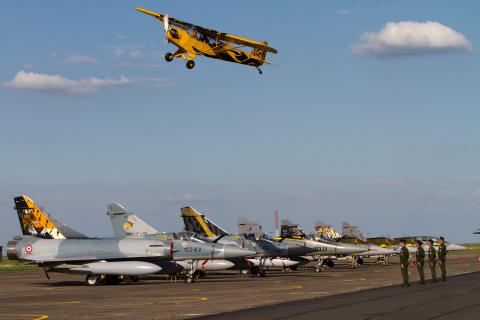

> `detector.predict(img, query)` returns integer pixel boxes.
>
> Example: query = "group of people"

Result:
[399,236,447,287]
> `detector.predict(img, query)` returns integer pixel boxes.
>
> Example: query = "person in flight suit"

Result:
[399,239,410,287]
[415,240,426,284]
[438,236,447,281]
[427,239,437,282]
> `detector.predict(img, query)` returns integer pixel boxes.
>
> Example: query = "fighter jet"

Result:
[9,195,255,285]
[280,219,366,271]
[180,207,318,276]
[392,236,467,253]
[107,202,246,276]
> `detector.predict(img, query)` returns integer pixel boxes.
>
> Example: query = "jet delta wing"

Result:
[8,196,254,285]
[180,207,317,274]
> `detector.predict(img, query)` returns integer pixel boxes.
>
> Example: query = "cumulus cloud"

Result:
[2,71,129,95]
[128,50,144,59]
[352,21,472,57]
[65,54,98,64]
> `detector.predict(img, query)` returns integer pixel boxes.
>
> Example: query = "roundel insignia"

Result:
[25,244,33,253]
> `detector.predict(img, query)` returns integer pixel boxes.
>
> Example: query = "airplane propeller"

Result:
[163,14,169,33]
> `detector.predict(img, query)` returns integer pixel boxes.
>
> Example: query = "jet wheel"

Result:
[186,60,195,69]
[165,52,174,62]
[86,275,99,286]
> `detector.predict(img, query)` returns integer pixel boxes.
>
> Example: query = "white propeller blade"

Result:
[163,14,169,32]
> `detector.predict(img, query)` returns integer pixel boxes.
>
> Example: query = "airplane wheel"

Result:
[165,52,174,62]
[186,60,195,69]
[357,257,364,265]
[86,275,99,286]
[129,276,139,282]
[185,276,193,283]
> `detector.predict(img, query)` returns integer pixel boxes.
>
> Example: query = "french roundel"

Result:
[25,244,33,253]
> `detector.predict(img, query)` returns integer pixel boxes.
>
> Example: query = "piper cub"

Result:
[136,7,278,74]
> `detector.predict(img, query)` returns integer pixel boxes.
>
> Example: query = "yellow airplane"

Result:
[135,7,278,74]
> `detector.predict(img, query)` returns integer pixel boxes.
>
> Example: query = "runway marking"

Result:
[0,314,48,320]
[93,297,209,308]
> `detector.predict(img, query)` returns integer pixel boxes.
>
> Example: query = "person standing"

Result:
[399,239,410,287]
[427,239,437,282]
[415,240,426,284]
[438,236,447,281]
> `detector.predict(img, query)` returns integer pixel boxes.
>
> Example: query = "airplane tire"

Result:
[357,257,364,265]
[186,60,195,69]
[165,52,174,62]
[86,275,99,286]
[129,276,140,282]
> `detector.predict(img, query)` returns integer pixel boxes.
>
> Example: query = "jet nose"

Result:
[447,243,467,251]
[220,246,257,259]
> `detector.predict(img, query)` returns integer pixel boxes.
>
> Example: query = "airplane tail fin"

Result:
[342,222,365,240]
[13,195,88,239]
[237,217,264,237]
[251,42,269,64]
[280,219,306,238]
[314,221,342,240]
[106,203,158,238]
[180,207,229,237]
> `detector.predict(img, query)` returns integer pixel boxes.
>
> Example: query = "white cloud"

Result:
[113,47,126,58]
[65,54,98,64]
[352,21,472,57]
[129,50,144,59]
[2,71,129,95]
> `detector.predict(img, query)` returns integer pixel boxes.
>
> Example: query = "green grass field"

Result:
[450,243,480,254]
[0,257,38,272]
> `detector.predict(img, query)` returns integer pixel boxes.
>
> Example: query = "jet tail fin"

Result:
[280,219,306,238]
[106,203,158,238]
[314,221,342,240]
[13,195,88,239]
[180,207,229,237]
[342,222,365,240]
[237,217,264,237]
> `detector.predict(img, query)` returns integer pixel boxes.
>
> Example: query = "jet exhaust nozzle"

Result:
[7,240,19,260]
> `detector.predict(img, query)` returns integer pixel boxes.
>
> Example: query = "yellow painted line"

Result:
[191,289,201,292]
[199,297,208,301]
[0,314,48,320]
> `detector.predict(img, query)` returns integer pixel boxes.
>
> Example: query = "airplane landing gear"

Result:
[165,52,174,62]
[86,275,99,286]
[186,60,195,69]
[257,68,263,75]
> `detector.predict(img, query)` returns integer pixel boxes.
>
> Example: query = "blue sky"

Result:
[1,0,479,246]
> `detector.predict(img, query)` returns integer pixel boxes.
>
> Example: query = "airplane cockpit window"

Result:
[173,231,211,243]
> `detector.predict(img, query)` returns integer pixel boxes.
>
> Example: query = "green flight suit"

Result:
[428,246,437,282]
[416,246,425,284]
[399,246,410,285]
[438,243,447,281]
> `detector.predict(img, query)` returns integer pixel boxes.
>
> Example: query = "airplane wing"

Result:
[135,7,195,30]
[135,7,278,54]
[213,33,278,54]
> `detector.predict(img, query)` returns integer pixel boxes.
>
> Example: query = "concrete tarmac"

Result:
[0,253,478,320]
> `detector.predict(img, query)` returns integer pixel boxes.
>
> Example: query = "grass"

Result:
[449,243,480,254]
[0,257,38,272]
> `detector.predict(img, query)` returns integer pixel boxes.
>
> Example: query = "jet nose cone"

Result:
[447,243,467,251]
[220,246,257,259]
